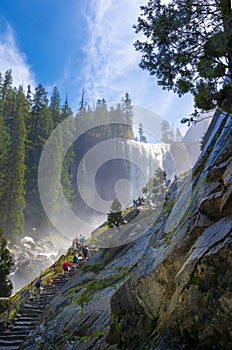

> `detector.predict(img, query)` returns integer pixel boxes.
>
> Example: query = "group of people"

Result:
[31,234,90,301]
[71,234,90,261]
[72,234,86,250]
[133,196,145,207]
[62,235,90,275]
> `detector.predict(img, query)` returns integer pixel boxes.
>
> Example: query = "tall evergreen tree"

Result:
[26,85,32,107]
[50,86,61,127]
[139,122,147,142]
[122,93,134,139]
[161,121,174,143]
[0,227,13,296]
[4,88,27,238]
[60,96,75,201]
[1,70,15,132]
[107,198,124,228]
[1,70,13,101]
[61,95,73,121]
[0,114,10,224]
[25,84,53,230]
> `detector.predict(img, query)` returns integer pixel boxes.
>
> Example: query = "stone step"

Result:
[14,315,37,320]
[20,304,42,309]
[0,254,87,346]
[28,299,50,303]
[28,300,50,306]
[10,325,34,331]
[0,338,24,346]
[20,307,42,312]
[13,321,35,327]
[19,310,42,316]
[20,305,43,310]
[16,310,41,321]
[3,329,31,336]
[0,334,28,341]
[13,317,37,323]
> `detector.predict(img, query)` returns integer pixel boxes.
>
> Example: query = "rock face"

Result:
[15,111,232,349]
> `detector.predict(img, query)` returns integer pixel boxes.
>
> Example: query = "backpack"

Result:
[73,256,78,263]
[82,247,88,256]
[35,280,41,288]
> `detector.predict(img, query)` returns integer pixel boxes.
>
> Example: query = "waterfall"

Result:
[120,140,171,201]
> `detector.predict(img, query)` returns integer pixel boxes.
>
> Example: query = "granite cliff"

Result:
[18,110,232,349]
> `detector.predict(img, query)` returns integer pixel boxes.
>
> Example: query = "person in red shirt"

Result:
[62,260,70,276]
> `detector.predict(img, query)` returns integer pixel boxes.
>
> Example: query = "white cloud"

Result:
[0,23,36,90]
[82,0,194,122]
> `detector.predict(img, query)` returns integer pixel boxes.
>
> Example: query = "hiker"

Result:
[48,277,54,286]
[72,254,79,270]
[62,260,70,276]
[82,245,89,261]
[79,234,86,245]
[75,236,80,249]
[35,277,43,301]
[72,238,76,251]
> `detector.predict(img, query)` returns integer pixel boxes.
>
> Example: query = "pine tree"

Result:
[50,86,61,127]
[1,70,13,101]
[61,95,73,121]
[25,84,54,230]
[134,0,232,111]
[61,96,75,201]
[0,227,13,297]
[4,87,27,238]
[161,121,174,143]
[1,70,15,133]
[139,123,147,142]
[0,114,10,224]
[122,93,134,139]
[26,85,32,107]
[152,167,166,204]
[107,198,124,228]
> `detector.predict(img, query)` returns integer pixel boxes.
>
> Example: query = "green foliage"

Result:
[134,0,232,111]
[75,93,134,140]
[165,231,172,245]
[0,73,76,237]
[110,198,122,212]
[107,198,124,228]
[186,272,201,289]
[161,121,174,143]
[0,298,10,315]
[0,114,10,218]
[76,269,129,307]
[138,122,147,142]
[145,167,167,206]
[0,69,135,242]
[0,84,27,237]
[202,288,213,306]
[0,228,13,296]
[25,83,54,230]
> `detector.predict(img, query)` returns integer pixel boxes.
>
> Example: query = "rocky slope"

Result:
[5,110,232,349]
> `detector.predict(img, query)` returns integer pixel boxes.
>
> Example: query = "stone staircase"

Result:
[0,266,80,349]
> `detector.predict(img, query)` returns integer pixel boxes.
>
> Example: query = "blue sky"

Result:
[0,0,194,126]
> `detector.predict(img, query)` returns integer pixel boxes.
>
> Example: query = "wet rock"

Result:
[123,208,140,223]
[20,236,35,245]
